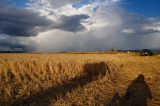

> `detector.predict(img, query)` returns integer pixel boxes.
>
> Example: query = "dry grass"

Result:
[0,53,160,106]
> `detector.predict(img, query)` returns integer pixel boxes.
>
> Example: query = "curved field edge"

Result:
[0,53,160,106]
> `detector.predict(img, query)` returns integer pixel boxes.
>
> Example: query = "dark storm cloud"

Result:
[0,3,89,52]
[53,14,89,32]
[0,3,89,37]
[0,37,36,52]
[0,38,26,51]
[0,4,52,37]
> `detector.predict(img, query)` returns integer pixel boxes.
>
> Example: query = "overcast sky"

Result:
[0,0,160,52]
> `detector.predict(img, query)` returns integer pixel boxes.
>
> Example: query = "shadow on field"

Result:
[12,62,108,106]
[107,74,152,106]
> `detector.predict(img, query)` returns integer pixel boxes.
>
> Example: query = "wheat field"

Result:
[0,53,160,106]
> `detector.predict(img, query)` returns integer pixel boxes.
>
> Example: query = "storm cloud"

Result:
[0,37,27,52]
[31,2,160,52]
[0,4,52,37]
[0,0,160,52]
[0,2,90,51]
[0,4,90,37]
[53,14,89,32]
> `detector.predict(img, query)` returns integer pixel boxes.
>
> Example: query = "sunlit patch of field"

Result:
[0,53,160,106]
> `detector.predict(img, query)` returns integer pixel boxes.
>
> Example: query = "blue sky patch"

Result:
[122,0,160,17]
[4,0,28,7]
[73,0,91,9]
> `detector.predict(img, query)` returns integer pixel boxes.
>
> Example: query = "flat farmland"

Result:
[0,53,160,106]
